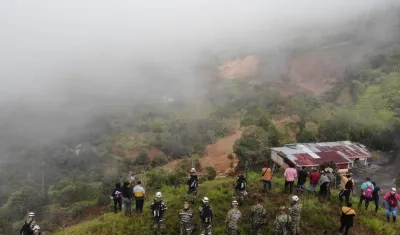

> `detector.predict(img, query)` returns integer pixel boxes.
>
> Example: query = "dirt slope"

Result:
[164,130,242,175]
[217,56,259,79]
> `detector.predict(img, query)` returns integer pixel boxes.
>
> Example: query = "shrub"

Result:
[205,166,217,180]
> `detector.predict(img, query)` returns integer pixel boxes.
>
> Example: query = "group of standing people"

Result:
[111,180,146,216]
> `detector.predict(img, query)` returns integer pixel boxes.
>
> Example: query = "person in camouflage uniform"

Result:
[225,200,242,235]
[250,197,267,235]
[273,206,294,235]
[151,192,168,235]
[199,197,213,235]
[179,201,194,235]
[289,195,302,235]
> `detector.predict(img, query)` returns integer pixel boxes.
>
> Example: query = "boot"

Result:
[387,215,390,222]
[393,216,396,223]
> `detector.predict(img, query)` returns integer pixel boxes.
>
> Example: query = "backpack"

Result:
[362,183,373,198]
[344,179,353,190]
[201,204,212,223]
[20,220,34,235]
[388,194,398,207]
[189,175,198,188]
[236,175,246,190]
[114,190,122,198]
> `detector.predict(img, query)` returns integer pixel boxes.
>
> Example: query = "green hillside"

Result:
[55,173,400,235]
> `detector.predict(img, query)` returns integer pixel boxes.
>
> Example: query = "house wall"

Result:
[271,150,289,169]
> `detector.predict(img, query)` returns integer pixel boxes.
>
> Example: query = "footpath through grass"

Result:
[55,172,399,235]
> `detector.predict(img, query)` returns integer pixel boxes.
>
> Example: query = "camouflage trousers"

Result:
[292,219,300,235]
[226,226,239,235]
[153,219,166,235]
[180,222,193,235]
[200,221,212,235]
[250,223,264,235]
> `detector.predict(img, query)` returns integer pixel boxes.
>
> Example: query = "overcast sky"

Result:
[1,0,396,102]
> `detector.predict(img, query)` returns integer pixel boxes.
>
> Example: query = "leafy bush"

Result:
[205,166,217,180]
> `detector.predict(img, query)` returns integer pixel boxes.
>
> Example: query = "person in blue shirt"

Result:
[366,182,382,212]
[358,177,374,209]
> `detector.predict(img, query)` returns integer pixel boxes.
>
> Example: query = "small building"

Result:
[271,141,372,173]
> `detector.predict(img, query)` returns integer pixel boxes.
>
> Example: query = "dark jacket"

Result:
[340,206,356,227]
[111,187,123,199]
[297,169,308,185]
[122,186,132,199]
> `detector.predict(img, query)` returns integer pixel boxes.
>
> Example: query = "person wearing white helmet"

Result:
[20,212,36,235]
[199,197,213,235]
[289,195,303,234]
[32,225,42,235]
[383,187,400,222]
[225,200,242,234]
[186,168,199,203]
[151,192,168,235]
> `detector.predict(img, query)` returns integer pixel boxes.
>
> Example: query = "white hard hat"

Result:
[28,212,35,216]
[156,192,162,198]
[33,225,40,230]
[232,200,238,206]
[202,197,209,203]
[391,188,397,193]
[292,195,299,202]
[191,168,196,172]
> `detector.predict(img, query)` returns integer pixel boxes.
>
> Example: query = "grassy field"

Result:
[55,172,400,235]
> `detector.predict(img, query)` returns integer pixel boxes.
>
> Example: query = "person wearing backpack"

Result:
[235,175,247,200]
[366,182,382,213]
[358,177,374,209]
[111,182,122,213]
[339,202,356,235]
[151,192,168,235]
[273,206,294,235]
[199,197,213,235]
[186,168,198,203]
[20,212,36,235]
[250,197,266,235]
[339,173,354,205]
[383,187,400,222]
[261,165,272,190]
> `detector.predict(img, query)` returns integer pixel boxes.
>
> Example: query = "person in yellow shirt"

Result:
[133,181,146,215]
[339,173,354,205]
[261,166,272,191]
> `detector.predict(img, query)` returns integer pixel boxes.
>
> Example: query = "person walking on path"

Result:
[289,195,302,235]
[366,182,382,213]
[318,171,330,200]
[133,180,146,215]
[249,197,267,235]
[296,166,308,193]
[121,182,133,216]
[339,202,356,235]
[151,192,168,235]
[383,187,400,222]
[284,164,297,194]
[358,177,374,209]
[199,197,213,235]
[179,201,194,235]
[261,165,272,191]
[111,183,122,213]
[20,212,36,235]
[273,206,294,235]
[308,169,320,194]
[225,200,242,235]
[339,173,354,205]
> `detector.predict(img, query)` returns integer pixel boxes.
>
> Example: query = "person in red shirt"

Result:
[384,187,400,222]
[308,168,320,193]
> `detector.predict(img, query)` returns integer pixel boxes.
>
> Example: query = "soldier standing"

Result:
[225,200,242,235]
[179,201,194,235]
[288,195,302,235]
[151,192,168,235]
[186,168,199,203]
[250,197,267,235]
[199,197,213,235]
[273,206,294,235]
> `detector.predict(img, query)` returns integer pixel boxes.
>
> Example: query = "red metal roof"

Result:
[314,145,371,159]
[293,151,352,166]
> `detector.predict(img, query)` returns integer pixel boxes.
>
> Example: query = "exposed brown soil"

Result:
[164,131,242,175]
[217,56,259,79]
